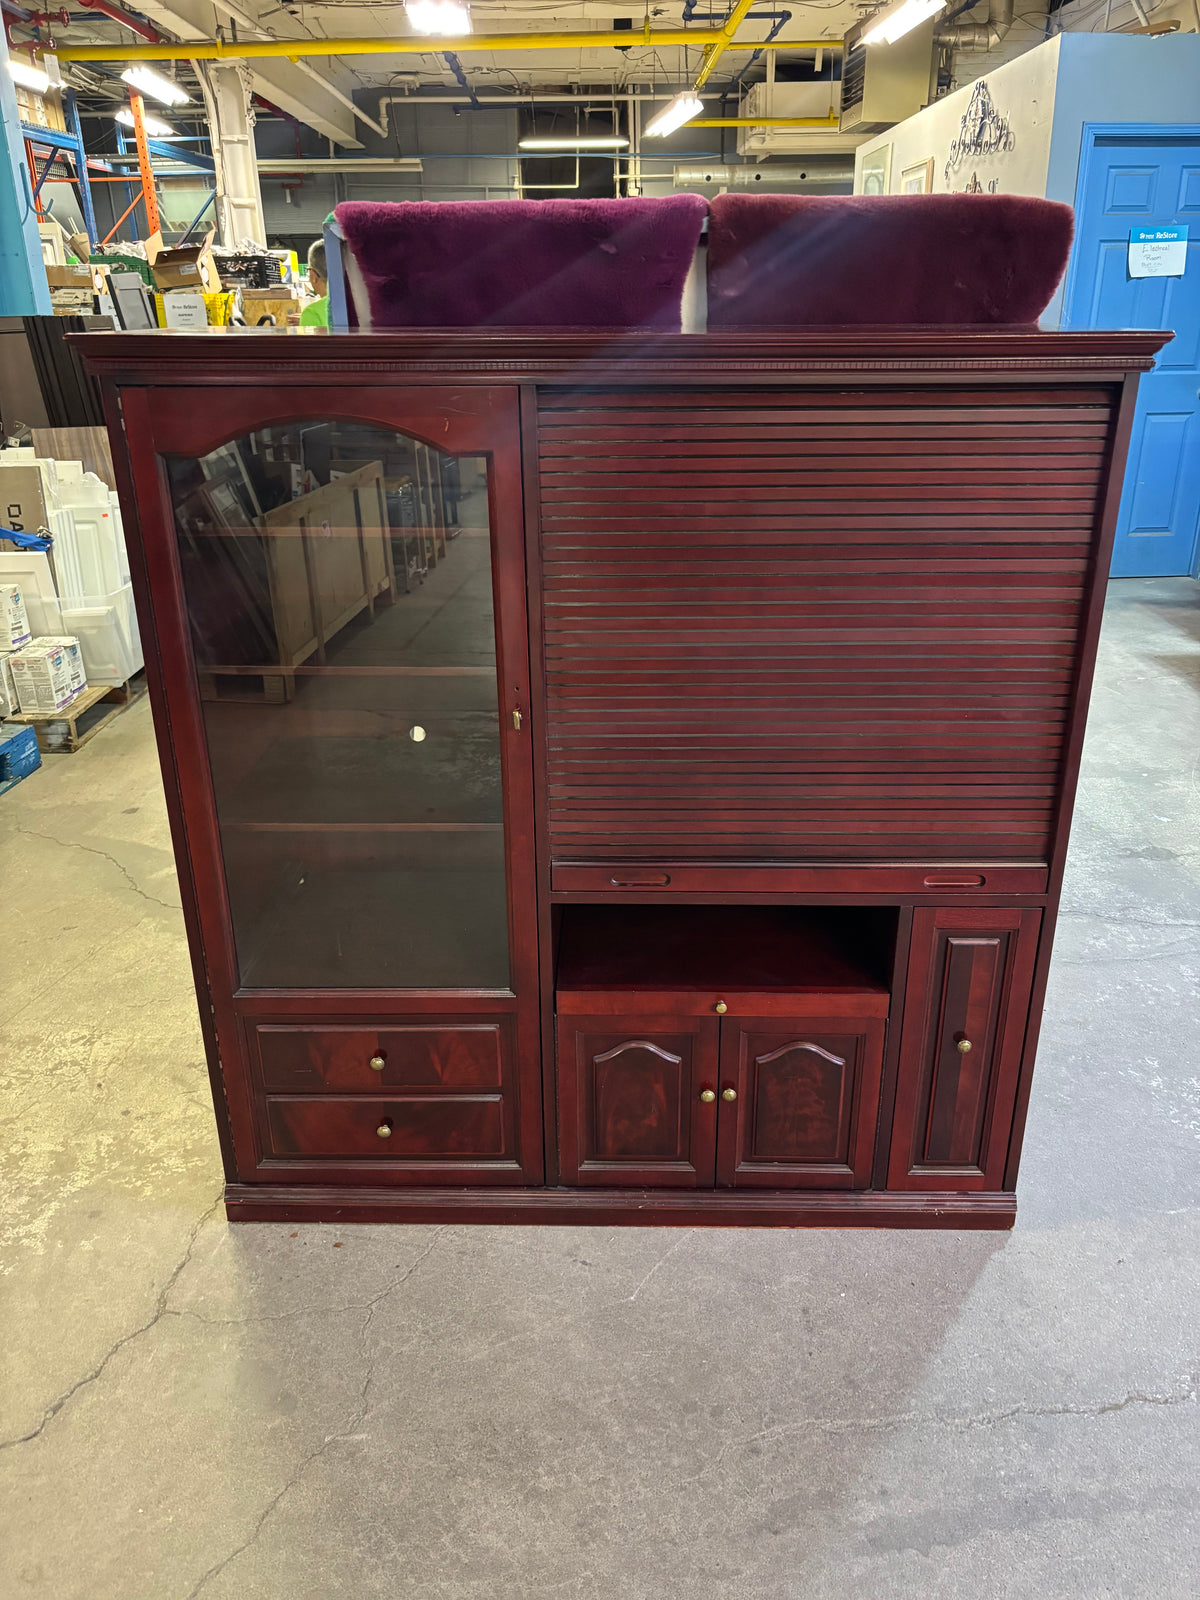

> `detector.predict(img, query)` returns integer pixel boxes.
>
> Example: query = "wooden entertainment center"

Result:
[79,325,1165,1228]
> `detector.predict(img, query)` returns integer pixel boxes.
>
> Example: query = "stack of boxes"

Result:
[0,448,143,690]
[0,584,45,793]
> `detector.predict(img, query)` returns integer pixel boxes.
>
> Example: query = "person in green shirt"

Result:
[298,239,330,327]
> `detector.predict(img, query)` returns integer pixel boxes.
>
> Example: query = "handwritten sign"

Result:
[1128,226,1188,279]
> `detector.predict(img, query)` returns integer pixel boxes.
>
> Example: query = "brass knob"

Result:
[376,1120,393,1139]
[369,1054,386,1071]
[957,1039,973,1054]
[714,1001,728,1014]
[699,1089,716,1103]
[722,1088,737,1102]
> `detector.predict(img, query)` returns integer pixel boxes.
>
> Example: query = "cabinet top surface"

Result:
[72,325,1169,384]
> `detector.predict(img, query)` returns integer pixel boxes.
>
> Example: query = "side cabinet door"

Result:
[557,1015,720,1187]
[715,1017,886,1190]
[888,908,1042,1192]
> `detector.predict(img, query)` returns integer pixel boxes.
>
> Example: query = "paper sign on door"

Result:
[1128,226,1188,279]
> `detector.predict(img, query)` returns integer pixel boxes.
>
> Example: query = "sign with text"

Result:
[1128,226,1188,279]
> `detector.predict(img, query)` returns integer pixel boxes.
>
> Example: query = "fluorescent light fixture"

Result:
[518,136,630,151]
[860,0,946,46]
[404,0,471,34]
[7,58,52,94]
[643,93,704,139]
[121,66,190,106]
[114,106,177,137]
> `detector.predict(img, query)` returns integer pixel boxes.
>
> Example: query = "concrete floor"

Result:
[1,576,1197,1600]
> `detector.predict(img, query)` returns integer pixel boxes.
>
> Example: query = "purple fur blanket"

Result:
[334,196,708,329]
[707,193,1075,327]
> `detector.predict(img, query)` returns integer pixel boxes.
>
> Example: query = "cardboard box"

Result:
[148,229,222,293]
[240,293,301,327]
[46,262,108,292]
[10,640,79,714]
[31,634,86,694]
[2,584,32,650]
[67,231,92,263]
[0,723,41,795]
[0,649,22,718]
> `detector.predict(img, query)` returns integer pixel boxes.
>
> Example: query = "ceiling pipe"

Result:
[938,0,1013,49]
[691,113,839,127]
[74,0,163,42]
[53,30,840,63]
[204,0,389,138]
[674,158,853,186]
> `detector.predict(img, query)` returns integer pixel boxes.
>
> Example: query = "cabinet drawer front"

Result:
[557,1015,720,1187]
[263,1095,508,1160]
[716,1017,886,1190]
[889,908,1042,1191]
[254,1021,510,1092]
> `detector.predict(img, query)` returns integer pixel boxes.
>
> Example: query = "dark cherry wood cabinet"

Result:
[76,325,1165,1228]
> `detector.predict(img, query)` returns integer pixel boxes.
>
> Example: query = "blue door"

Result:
[1063,129,1200,577]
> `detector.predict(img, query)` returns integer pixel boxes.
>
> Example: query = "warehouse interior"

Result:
[1,2,1199,1597]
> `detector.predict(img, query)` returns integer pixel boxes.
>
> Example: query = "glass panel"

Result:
[165,420,508,990]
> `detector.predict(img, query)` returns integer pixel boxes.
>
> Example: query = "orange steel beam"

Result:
[128,91,160,239]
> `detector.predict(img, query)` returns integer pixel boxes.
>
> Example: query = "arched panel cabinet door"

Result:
[556,1014,721,1187]
[714,1018,887,1190]
[116,384,543,1187]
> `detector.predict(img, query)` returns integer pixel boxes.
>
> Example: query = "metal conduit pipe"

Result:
[53,29,838,63]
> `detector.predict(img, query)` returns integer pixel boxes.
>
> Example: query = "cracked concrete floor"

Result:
[1,576,1198,1600]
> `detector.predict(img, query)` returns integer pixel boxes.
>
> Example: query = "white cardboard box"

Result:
[10,641,79,715]
[2,583,31,649]
[0,649,21,718]
[31,634,86,694]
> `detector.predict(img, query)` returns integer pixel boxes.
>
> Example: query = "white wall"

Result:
[853,33,1200,323]
[853,34,1062,199]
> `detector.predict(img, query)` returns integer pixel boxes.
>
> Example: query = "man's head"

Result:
[307,239,327,297]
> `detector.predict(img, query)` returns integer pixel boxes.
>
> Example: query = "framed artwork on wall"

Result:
[860,145,892,196]
[901,158,935,195]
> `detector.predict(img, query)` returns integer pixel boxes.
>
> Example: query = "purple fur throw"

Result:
[334,196,708,329]
[707,193,1075,327]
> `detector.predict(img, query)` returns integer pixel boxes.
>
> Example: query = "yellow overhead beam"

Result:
[54,30,839,63]
[691,114,839,127]
[693,0,759,91]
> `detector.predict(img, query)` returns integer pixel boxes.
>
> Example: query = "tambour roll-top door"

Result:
[537,387,1115,864]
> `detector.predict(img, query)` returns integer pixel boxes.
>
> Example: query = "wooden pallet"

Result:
[11,675,144,754]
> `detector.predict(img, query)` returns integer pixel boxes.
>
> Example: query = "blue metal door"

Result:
[1063,128,1200,577]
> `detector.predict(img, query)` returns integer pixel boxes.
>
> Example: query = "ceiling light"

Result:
[121,66,190,107]
[7,58,51,94]
[860,0,947,46]
[404,0,471,34]
[518,137,630,151]
[114,106,177,137]
[643,93,704,139]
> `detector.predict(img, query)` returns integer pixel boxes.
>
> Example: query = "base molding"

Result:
[224,1183,1017,1229]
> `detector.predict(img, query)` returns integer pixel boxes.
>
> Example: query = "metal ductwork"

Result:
[675,160,856,190]
[938,0,1014,51]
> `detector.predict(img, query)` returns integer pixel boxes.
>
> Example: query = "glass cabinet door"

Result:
[164,418,515,992]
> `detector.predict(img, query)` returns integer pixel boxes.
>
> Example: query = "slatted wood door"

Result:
[537,387,1116,866]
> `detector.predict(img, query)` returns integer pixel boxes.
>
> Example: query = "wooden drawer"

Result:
[263,1095,509,1160]
[252,1020,512,1093]
[557,987,889,1019]
[551,863,1050,896]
